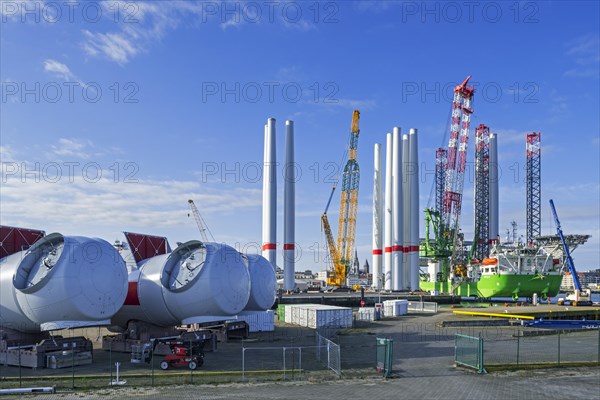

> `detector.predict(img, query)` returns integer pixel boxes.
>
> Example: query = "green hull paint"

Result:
[420,274,563,298]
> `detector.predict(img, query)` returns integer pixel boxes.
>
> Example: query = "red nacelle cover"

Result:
[0,225,45,259]
[123,231,170,264]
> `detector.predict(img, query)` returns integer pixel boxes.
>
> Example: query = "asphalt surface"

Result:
[24,367,600,400]
[3,306,599,399]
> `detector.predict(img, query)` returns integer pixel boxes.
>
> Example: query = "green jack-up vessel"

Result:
[420,241,563,300]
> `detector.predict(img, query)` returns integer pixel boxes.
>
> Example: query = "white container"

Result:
[307,305,352,329]
[285,304,314,324]
[357,308,375,321]
[234,310,274,332]
[290,304,318,327]
[283,304,293,324]
[383,300,408,317]
[284,305,352,329]
[290,305,300,325]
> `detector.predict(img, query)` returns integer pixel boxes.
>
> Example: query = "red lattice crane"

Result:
[441,76,475,268]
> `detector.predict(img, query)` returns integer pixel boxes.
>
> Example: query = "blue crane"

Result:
[549,199,581,291]
[549,199,590,305]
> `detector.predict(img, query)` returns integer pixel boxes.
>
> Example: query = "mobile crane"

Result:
[321,110,361,287]
[188,199,215,242]
[550,199,592,306]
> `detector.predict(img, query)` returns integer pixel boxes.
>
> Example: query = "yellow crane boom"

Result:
[321,110,361,287]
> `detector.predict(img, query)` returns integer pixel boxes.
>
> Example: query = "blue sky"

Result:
[1,1,599,271]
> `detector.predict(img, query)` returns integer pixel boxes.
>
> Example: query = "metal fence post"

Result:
[151,344,154,386]
[557,331,561,366]
[299,347,302,375]
[109,341,113,386]
[241,348,245,380]
[453,335,457,365]
[478,335,485,374]
[71,340,75,389]
[282,347,286,381]
[18,343,21,388]
[189,340,193,384]
[327,341,331,370]
[598,328,600,364]
[516,331,520,367]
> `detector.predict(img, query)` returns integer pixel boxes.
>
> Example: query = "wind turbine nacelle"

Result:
[0,233,128,332]
[243,254,276,311]
[112,241,251,328]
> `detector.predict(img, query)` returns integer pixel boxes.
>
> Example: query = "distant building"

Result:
[276,279,308,292]
[561,269,600,290]
[316,270,329,283]
[275,271,314,280]
[580,269,600,288]
[362,259,370,275]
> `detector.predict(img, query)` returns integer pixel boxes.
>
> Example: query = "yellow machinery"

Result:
[321,110,361,287]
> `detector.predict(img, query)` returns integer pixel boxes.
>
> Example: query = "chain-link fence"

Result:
[484,329,600,369]
[0,324,341,390]
[3,317,597,391]
[241,346,305,381]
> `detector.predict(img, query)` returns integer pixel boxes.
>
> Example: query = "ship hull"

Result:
[420,274,562,299]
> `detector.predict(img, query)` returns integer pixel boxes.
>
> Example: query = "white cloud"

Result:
[282,19,317,32]
[42,59,91,90]
[1,164,262,233]
[80,1,181,64]
[43,59,76,81]
[0,145,16,162]
[220,17,243,30]
[49,138,92,159]
[564,34,600,78]
[82,30,139,64]
[1,138,264,246]
[78,1,321,64]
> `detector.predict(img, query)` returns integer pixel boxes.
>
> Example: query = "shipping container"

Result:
[357,307,375,321]
[383,300,408,317]
[307,306,352,329]
[230,310,275,332]
[283,304,316,324]
[284,304,352,329]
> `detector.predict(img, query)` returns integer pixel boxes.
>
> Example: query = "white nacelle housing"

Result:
[244,254,276,311]
[113,241,251,327]
[0,233,128,332]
